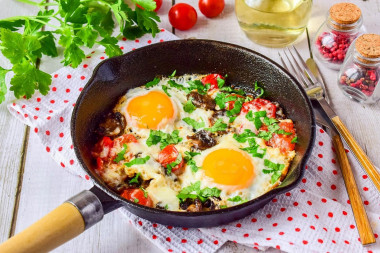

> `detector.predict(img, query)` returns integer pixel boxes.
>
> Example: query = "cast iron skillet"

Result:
[0,40,316,252]
[71,39,316,227]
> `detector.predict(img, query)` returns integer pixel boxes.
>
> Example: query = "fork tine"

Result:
[278,52,305,87]
[291,46,318,84]
[283,49,311,88]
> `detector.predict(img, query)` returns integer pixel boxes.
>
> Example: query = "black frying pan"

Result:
[0,40,315,252]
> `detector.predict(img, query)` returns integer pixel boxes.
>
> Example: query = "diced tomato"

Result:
[121,189,153,207]
[120,134,138,144]
[267,121,296,153]
[201,74,224,90]
[241,98,276,118]
[92,136,114,159]
[158,144,185,175]
[96,157,104,173]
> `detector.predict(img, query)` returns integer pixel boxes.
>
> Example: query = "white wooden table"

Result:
[0,1,379,252]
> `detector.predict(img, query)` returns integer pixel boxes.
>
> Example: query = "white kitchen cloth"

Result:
[7,30,380,253]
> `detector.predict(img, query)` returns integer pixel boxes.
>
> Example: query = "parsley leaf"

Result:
[140,187,148,198]
[125,156,150,167]
[134,198,139,203]
[166,153,182,175]
[129,173,141,184]
[263,159,285,184]
[145,77,160,88]
[162,85,171,96]
[183,117,205,130]
[0,67,9,103]
[98,37,123,58]
[206,119,227,132]
[170,70,176,77]
[77,26,98,48]
[183,98,196,113]
[217,77,225,88]
[291,136,298,143]
[176,181,221,203]
[114,144,128,163]
[254,81,264,98]
[184,151,200,173]
[227,196,242,202]
[146,130,182,149]
[187,80,208,95]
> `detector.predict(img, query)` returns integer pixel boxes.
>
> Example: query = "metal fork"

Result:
[279,47,376,246]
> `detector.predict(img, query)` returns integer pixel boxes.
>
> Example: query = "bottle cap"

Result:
[355,34,380,59]
[329,3,361,24]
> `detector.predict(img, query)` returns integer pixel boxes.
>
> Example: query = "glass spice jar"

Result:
[338,34,380,104]
[313,3,366,70]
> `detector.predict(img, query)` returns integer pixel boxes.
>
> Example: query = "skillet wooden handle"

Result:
[332,134,376,245]
[0,202,85,253]
[332,116,380,193]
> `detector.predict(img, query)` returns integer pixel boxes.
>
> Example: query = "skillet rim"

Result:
[71,39,316,217]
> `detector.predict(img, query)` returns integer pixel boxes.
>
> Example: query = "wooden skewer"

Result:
[332,134,376,245]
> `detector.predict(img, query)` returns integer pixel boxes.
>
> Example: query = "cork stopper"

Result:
[329,3,361,24]
[355,34,380,59]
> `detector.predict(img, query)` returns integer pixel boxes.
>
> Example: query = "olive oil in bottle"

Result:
[235,0,312,47]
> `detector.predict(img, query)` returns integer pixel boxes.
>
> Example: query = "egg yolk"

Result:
[126,91,175,129]
[202,149,255,189]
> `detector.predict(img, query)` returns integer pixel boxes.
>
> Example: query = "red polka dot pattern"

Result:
[7,30,380,253]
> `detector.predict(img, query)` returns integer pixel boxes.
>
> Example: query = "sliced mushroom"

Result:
[186,199,202,212]
[97,112,126,137]
[187,130,217,150]
[187,91,216,110]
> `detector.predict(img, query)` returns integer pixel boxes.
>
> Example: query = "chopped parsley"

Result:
[217,77,225,88]
[277,129,293,135]
[183,117,205,130]
[166,153,182,175]
[206,119,227,132]
[140,187,148,198]
[168,79,184,91]
[161,85,171,96]
[146,130,182,149]
[254,81,264,98]
[145,77,160,88]
[170,70,176,77]
[263,159,285,184]
[114,144,128,163]
[187,80,209,95]
[227,196,243,202]
[184,151,200,173]
[220,86,245,95]
[164,204,169,210]
[233,129,256,143]
[129,173,140,184]
[291,136,298,143]
[220,205,228,209]
[124,156,150,167]
[176,181,221,203]
[183,98,196,113]
[234,129,266,158]
[226,100,243,117]
[134,198,139,203]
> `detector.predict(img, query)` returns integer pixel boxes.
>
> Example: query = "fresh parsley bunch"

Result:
[0,0,160,103]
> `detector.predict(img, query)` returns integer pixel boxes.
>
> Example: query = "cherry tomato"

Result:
[168,3,197,31]
[241,98,277,118]
[201,73,224,90]
[267,121,296,153]
[96,157,104,173]
[114,134,138,146]
[198,0,225,18]
[121,189,153,207]
[137,0,162,12]
[158,144,185,175]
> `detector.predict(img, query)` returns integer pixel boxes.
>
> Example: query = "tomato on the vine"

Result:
[168,3,198,31]
[198,0,225,18]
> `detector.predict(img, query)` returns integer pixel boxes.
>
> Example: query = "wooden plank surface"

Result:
[0,0,40,243]
[1,0,379,253]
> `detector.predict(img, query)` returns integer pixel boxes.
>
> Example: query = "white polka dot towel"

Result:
[7,30,380,253]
